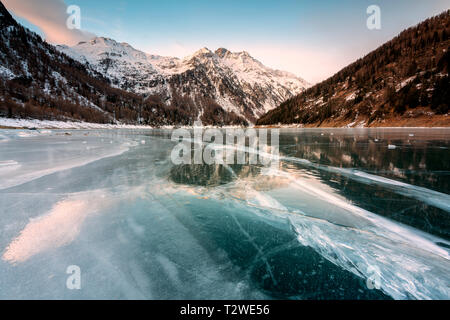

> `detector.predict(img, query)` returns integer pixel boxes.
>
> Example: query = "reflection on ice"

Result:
[170,167,450,299]
[2,186,149,264]
[0,128,449,300]
[3,193,101,264]
[170,164,260,187]
[165,153,450,299]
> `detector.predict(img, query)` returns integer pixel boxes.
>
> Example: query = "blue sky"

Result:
[8,0,450,83]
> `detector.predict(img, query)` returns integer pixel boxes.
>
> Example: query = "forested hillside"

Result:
[257,10,450,127]
[0,1,247,126]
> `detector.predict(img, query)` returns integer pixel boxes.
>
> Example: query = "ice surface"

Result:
[0,130,134,190]
[0,128,449,300]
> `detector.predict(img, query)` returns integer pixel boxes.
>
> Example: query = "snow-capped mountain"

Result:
[258,10,449,128]
[57,38,309,123]
[2,0,243,127]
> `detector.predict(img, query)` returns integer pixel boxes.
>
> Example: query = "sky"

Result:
[3,0,450,83]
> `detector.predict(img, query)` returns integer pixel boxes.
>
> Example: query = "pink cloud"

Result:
[3,0,95,45]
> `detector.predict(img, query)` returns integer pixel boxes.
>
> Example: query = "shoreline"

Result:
[0,117,248,130]
[256,114,450,129]
[0,117,154,130]
[1,117,449,130]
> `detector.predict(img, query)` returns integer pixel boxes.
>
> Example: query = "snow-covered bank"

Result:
[0,118,251,130]
[0,118,154,130]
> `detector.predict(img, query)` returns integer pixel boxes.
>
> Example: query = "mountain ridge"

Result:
[0,1,252,126]
[57,37,310,123]
[257,10,450,128]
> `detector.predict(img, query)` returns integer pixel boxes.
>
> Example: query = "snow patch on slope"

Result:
[57,38,310,122]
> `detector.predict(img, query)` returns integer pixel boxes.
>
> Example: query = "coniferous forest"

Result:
[257,10,450,127]
[0,1,247,127]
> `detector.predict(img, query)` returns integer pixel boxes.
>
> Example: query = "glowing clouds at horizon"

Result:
[3,0,95,45]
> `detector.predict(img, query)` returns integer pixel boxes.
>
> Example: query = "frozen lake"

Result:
[0,128,449,300]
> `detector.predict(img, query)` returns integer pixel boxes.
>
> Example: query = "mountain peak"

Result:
[0,0,9,15]
[192,47,213,57]
[89,37,117,46]
[120,42,133,48]
[215,48,231,58]
[57,38,309,123]
[215,48,253,59]
[0,1,17,28]
[239,51,251,57]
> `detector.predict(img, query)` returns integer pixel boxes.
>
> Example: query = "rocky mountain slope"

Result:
[57,39,309,123]
[0,1,250,126]
[257,10,450,127]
